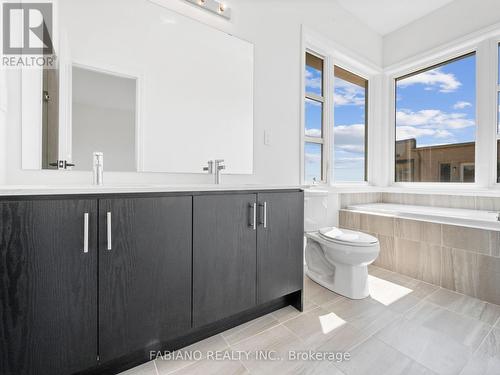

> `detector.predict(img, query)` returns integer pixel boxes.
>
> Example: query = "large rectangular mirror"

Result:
[21,0,254,175]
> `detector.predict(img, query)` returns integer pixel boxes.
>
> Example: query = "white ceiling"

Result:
[336,0,455,36]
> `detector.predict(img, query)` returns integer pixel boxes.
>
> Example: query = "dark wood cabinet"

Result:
[0,199,98,375]
[98,197,192,362]
[257,192,304,304]
[193,191,304,327]
[0,189,303,375]
[193,194,257,327]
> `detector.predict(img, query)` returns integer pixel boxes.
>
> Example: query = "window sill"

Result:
[387,183,500,197]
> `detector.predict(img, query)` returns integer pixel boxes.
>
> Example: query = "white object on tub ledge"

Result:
[346,203,500,231]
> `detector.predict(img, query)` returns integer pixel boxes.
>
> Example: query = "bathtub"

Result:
[346,203,500,231]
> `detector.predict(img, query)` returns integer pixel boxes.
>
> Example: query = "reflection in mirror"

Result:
[42,67,59,169]
[71,66,137,171]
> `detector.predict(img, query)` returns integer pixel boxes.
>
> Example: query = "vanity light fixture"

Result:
[185,0,231,20]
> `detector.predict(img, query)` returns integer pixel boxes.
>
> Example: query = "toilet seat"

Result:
[318,227,378,247]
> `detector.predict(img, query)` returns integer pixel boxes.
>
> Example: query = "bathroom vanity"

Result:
[0,186,304,375]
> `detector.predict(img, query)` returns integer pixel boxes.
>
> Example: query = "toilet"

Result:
[304,190,380,299]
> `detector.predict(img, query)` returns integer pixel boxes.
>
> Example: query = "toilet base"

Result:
[306,265,370,300]
[305,239,371,300]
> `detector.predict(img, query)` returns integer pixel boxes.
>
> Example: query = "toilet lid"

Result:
[318,227,378,246]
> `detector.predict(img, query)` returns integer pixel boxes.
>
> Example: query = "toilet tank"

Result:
[304,189,329,232]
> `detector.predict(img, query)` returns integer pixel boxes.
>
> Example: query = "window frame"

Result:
[386,42,489,190]
[393,52,478,185]
[301,29,379,187]
[333,65,369,183]
[304,50,328,184]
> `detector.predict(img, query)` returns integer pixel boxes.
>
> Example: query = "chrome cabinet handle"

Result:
[83,213,89,253]
[253,203,257,230]
[263,202,267,229]
[107,212,112,250]
[249,203,257,230]
[258,202,268,229]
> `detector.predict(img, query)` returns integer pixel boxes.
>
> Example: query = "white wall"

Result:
[2,0,382,186]
[383,0,500,67]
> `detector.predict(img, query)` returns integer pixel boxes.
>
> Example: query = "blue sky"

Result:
[396,54,476,147]
[305,63,367,182]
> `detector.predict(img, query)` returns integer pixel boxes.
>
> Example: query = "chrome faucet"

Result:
[93,152,104,186]
[203,160,214,175]
[215,159,225,185]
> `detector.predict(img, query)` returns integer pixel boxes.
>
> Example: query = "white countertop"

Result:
[0,184,303,196]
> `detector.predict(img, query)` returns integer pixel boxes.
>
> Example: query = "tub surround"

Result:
[339,191,500,211]
[340,208,500,305]
[347,203,500,231]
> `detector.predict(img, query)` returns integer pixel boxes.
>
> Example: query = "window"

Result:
[333,66,368,182]
[439,163,451,182]
[304,52,325,183]
[395,53,476,183]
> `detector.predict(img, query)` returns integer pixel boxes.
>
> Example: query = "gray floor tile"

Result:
[404,301,491,350]
[168,357,248,375]
[155,334,228,374]
[376,317,472,374]
[270,305,303,323]
[336,336,437,375]
[427,288,500,326]
[283,306,369,351]
[231,325,305,374]
[304,276,345,306]
[221,313,280,346]
[119,361,158,375]
[322,295,400,336]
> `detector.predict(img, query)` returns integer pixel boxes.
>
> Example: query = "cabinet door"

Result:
[257,192,304,304]
[99,197,192,362]
[193,194,257,327]
[0,199,98,375]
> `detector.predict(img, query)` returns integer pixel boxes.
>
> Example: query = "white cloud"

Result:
[305,152,321,164]
[334,78,365,107]
[305,70,321,91]
[453,101,472,109]
[337,144,365,153]
[396,126,453,141]
[305,128,321,137]
[398,68,461,93]
[333,124,365,155]
[333,156,365,169]
[396,109,474,130]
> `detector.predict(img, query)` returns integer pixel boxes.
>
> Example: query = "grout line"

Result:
[220,333,231,348]
[238,359,252,374]
[471,323,495,357]
[493,315,500,328]
[226,318,283,347]
[153,359,160,375]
